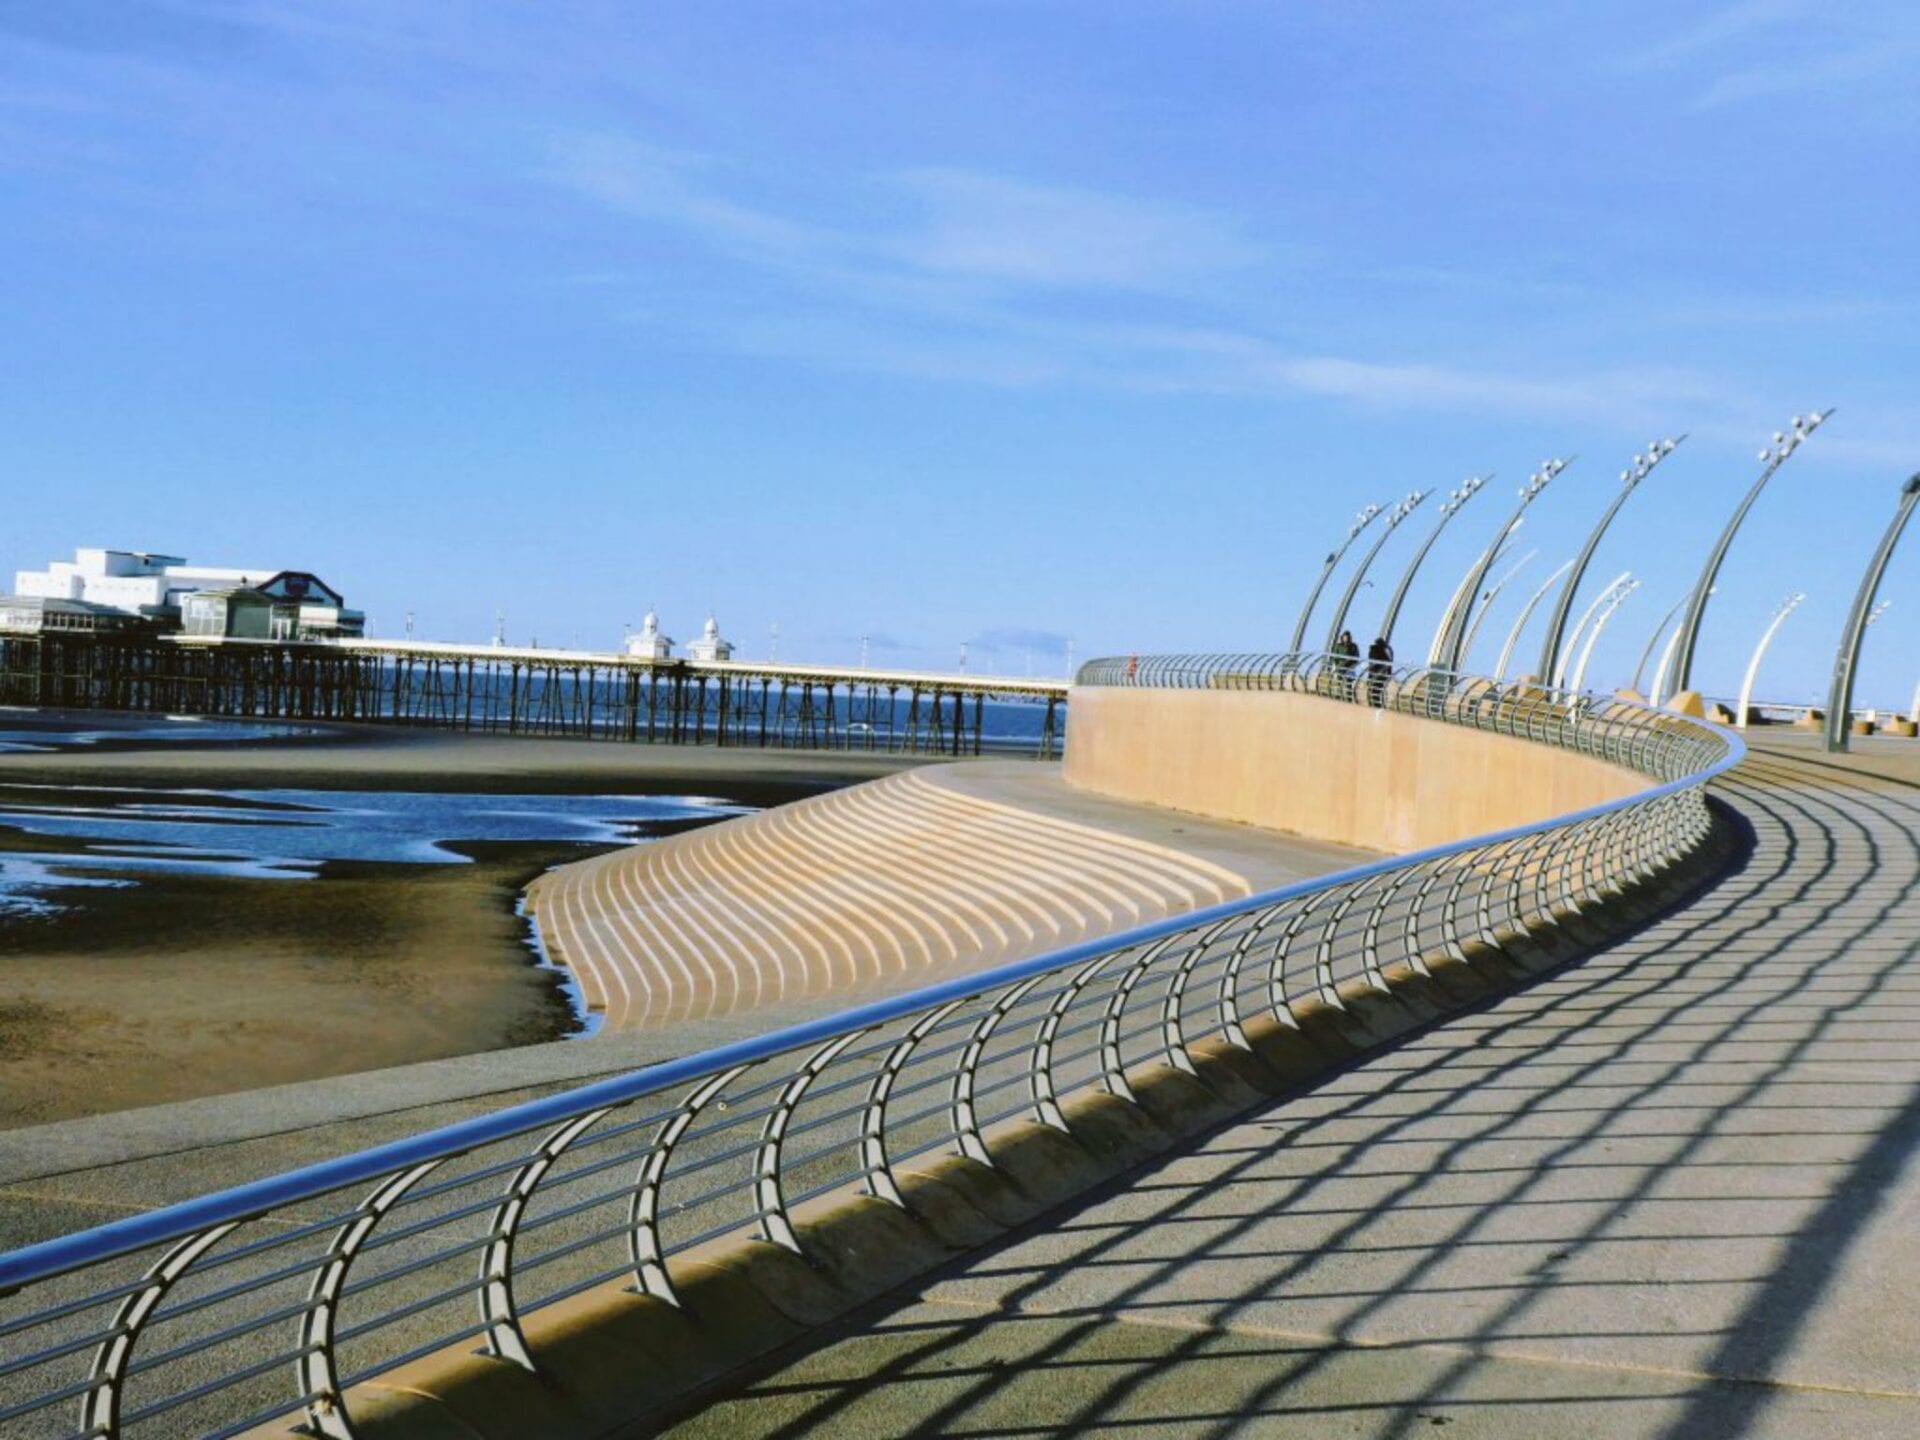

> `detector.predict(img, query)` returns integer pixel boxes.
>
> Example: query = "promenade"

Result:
[1,701,1904,1440]
[663,734,1920,1438]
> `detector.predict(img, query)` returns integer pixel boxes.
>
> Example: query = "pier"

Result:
[0,633,1066,757]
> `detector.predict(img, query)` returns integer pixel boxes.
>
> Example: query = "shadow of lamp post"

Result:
[1824,473,1920,752]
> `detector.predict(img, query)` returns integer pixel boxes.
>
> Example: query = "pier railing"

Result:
[0,656,1740,1439]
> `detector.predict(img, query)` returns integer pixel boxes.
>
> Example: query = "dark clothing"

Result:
[1365,638,1393,707]
[1332,636,1360,700]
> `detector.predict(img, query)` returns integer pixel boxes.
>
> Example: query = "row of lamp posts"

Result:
[1283,410,1920,753]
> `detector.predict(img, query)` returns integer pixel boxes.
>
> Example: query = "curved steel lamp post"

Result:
[1432,458,1570,671]
[1377,474,1486,648]
[1535,436,1683,684]
[1554,570,1634,690]
[1496,557,1575,681]
[1650,587,1716,707]
[1669,410,1832,698]
[1289,501,1385,654]
[1736,592,1807,728]
[1322,491,1428,652]
[1460,547,1537,671]
[1631,593,1691,696]
[1431,519,1522,668]
[1645,588,1719,702]
[1824,473,1920,752]
[1567,576,1640,696]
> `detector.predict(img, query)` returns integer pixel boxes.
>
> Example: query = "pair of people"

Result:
[1332,631,1393,705]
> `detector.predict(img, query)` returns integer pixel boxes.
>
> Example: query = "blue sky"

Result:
[2,1,1916,703]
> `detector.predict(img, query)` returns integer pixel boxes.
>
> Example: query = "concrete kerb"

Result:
[294,809,1742,1440]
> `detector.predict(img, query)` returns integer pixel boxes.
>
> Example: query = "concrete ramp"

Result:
[527,762,1370,1030]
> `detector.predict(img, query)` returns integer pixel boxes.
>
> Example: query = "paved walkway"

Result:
[664,735,1920,1439]
[528,762,1370,1029]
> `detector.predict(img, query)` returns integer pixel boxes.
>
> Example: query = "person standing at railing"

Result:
[1367,635,1393,707]
[1333,631,1360,699]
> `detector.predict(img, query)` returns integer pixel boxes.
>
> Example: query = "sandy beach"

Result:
[0,726,921,1127]
[0,722,925,796]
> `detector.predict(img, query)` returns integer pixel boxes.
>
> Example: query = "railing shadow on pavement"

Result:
[0,655,1741,1439]
[651,747,1920,1440]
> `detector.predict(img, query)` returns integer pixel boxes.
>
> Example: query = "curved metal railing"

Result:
[0,655,1742,1439]
[1076,651,1724,783]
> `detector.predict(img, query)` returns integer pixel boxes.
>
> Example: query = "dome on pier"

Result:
[687,613,735,664]
[626,607,673,662]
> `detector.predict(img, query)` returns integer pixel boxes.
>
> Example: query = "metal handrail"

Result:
[0,653,1741,1439]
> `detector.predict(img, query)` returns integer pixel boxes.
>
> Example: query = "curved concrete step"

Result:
[526,763,1299,1031]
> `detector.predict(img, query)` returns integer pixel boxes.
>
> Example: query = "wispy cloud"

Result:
[1263,355,1730,426]
[543,135,826,258]
[529,106,1920,448]
[1691,42,1914,109]
[1626,0,1817,68]
[677,297,1745,433]
[888,167,1262,291]
[543,131,1260,296]
[1612,0,1920,111]
[0,0,263,62]
[544,129,1744,427]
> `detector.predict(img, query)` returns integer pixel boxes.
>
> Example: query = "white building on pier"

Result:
[10,548,363,639]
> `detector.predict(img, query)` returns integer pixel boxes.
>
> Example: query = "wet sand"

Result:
[0,723,925,798]
[0,727,922,1127]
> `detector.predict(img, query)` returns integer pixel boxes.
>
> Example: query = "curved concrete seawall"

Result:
[1063,684,1645,852]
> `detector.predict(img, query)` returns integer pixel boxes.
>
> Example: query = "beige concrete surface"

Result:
[526,761,1374,1030]
[1063,685,1645,852]
[660,737,1920,1438]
